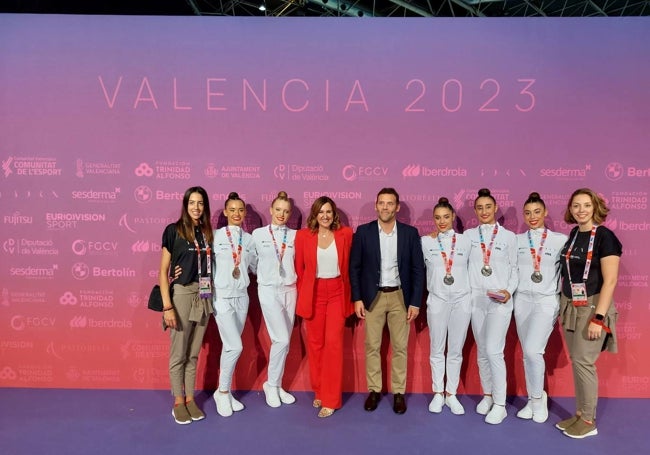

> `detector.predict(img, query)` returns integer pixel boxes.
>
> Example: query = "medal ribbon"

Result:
[225,226,243,269]
[479,224,499,268]
[564,225,598,285]
[527,227,547,274]
[192,229,211,279]
[269,224,287,270]
[436,232,456,276]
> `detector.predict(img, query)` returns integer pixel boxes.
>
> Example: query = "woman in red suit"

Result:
[295,196,353,418]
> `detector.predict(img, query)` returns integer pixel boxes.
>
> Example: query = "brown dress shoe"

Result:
[364,391,381,411]
[393,393,407,414]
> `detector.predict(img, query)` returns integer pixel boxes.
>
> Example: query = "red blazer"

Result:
[294,226,353,319]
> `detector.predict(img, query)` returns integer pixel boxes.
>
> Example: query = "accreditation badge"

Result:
[199,276,212,299]
[570,282,588,307]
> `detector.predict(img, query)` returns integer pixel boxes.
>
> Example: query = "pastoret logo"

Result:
[59,292,78,306]
[134,162,154,177]
[605,162,624,181]
[118,214,137,233]
[342,164,389,182]
[134,185,153,203]
[71,262,90,280]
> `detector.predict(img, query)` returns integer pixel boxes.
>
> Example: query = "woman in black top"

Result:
[556,188,621,439]
[159,186,214,424]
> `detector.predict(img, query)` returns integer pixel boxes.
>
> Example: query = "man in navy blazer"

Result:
[350,187,425,414]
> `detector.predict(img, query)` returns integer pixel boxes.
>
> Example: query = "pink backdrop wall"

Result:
[1,16,649,397]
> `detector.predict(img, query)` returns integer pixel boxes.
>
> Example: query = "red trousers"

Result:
[304,277,346,409]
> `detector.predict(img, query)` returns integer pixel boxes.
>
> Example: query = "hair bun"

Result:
[438,197,449,204]
[277,191,288,198]
[228,192,239,199]
[478,188,491,197]
[528,192,540,199]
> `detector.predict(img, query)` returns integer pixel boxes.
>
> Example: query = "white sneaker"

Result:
[485,404,507,425]
[279,388,296,405]
[517,399,533,419]
[263,382,281,408]
[476,395,493,415]
[445,395,465,415]
[428,393,444,413]
[531,391,548,423]
[214,391,233,417]
[230,393,245,412]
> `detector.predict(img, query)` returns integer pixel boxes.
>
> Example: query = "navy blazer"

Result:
[349,220,425,310]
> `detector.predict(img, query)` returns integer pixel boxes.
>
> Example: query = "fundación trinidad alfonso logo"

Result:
[134,162,154,177]
[605,162,624,181]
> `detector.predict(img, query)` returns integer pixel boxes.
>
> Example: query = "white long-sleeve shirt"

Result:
[466,223,519,295]
[421,230,470,300]
[252,224,297,287]
[212,225,257,298]
[516,228,568,296]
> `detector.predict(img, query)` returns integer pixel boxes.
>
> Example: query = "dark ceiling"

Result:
[2,0,649,17]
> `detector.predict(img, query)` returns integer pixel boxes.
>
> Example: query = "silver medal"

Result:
[443,275,454,286]
[232,266,241,279]
[481,265,492,277]
[531,271,543,283]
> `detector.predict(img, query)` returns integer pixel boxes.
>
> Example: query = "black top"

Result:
[560,225,622,297]
[162,223,212,285]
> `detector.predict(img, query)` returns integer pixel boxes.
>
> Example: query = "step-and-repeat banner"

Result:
[1,16,648,397]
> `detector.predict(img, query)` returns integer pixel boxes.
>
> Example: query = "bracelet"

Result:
[163,307,174,312]
[590,317,612,334]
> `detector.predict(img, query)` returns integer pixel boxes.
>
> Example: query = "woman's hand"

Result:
[588,321,603,340]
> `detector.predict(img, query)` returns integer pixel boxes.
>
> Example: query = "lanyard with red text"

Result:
[479,224,499,276]
[269,224,288,277]
[194,230,212,298]
[527,227,547,283]
[565,225,598,284]
[226,226,243,279]
[437,233,456,285]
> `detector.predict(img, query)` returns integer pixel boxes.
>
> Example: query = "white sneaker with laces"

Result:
[263,382,281,408]
[279,388,296,405]
[517,399,533,419]
[531,391,548,423]
[485,404,507,425]
[428,393,444,413]
[445,395,465,415]
[476,395,494,415]
[214,391,233,417]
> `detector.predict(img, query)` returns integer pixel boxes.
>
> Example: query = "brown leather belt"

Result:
[378,286,400,293]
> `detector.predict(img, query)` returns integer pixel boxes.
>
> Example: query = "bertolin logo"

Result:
[402,164,467,178]
[605,162,624,181]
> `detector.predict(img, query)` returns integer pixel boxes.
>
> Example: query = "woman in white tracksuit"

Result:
[212,191,257,417]
[514,192,567,423]
[466,188,518,425]
[423,197,472,416]
[252,191,298,408]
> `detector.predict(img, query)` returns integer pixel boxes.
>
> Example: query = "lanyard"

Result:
[225,226,243,268]
[437,232,456,276]
[527,227,547,273]
[269,224,287,267]
[565,225,597,284]
[193,229,211,278]
[479,223,499,267]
